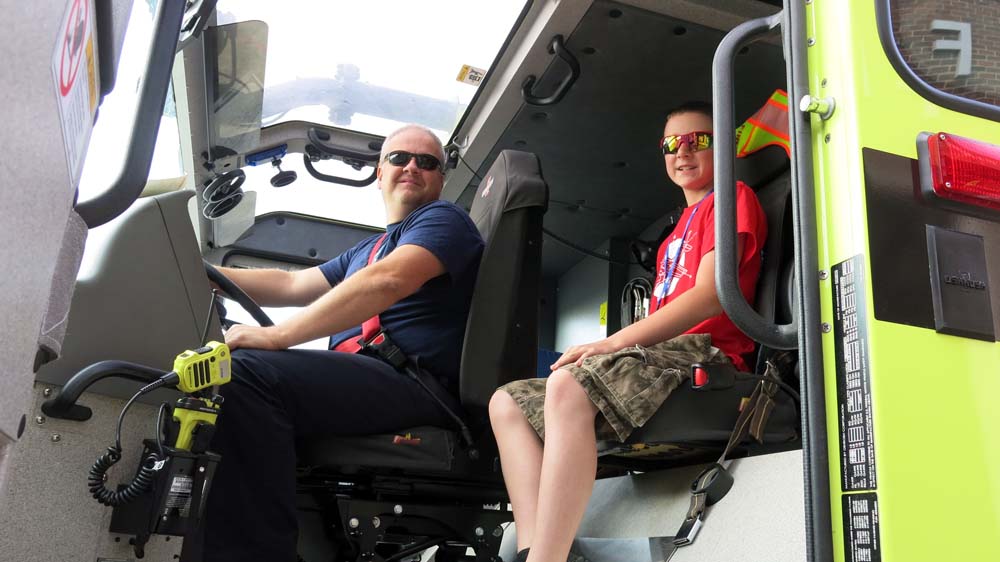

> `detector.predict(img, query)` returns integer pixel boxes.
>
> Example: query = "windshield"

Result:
[213,1,527,226]
[217,0,527,140]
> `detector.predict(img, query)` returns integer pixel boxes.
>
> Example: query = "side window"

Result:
[889,0,999,107]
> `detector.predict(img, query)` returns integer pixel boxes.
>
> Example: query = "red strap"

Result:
[333,233,388,353]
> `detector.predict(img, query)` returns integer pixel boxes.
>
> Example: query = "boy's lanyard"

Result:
[654,191,712,304]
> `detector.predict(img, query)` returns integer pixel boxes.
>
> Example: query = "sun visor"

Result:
[205,21,268,157]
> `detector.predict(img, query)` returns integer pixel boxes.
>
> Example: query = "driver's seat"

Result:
[296,150,548,561]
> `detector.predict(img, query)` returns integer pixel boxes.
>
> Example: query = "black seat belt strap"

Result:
[362,330,475,450]
[672,461,736,546]
[402,364,475,449]
[671,360,782,547]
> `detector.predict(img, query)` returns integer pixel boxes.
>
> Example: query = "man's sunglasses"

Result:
[383,150,443,172]
[660,131,713,155]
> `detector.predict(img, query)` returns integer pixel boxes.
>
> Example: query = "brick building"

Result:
[891,0,1000,106]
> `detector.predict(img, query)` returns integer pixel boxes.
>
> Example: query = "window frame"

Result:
[875,0,1000,122]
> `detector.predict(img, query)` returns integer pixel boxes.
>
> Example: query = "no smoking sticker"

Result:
[51,0,98,184]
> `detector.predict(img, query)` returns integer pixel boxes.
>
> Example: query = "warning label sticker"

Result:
[164,475,193,518]
[842,493,882,562]
[832,255,877,491]
[51,0,98,184]
[456,64,486,86]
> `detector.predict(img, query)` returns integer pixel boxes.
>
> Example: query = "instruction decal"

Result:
[833,255,877,491]
[164,475,193,518]
[842,493,882,562]
[456,64,486,86]
[52,0,98,184]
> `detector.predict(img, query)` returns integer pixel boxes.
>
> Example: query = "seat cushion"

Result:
[596,378,799,466]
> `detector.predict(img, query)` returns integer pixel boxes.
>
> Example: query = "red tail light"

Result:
[920,132,1000,212]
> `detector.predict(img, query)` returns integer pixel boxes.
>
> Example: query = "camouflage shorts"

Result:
[499,333,729,442]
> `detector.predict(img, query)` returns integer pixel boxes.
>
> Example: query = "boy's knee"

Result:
[489,389,522,426]
[544,369,589,412]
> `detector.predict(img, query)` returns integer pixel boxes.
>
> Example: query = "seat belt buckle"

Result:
[672,513,704,546]
[361,330,408,370]
[690,362,739,391]
[671,463,734,547]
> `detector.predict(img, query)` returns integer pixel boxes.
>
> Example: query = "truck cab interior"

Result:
[5,1,811,561]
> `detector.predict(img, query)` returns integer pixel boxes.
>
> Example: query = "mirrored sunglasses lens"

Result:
[414,155,440,171]
[387,151,412,166]
[662,136,681,154]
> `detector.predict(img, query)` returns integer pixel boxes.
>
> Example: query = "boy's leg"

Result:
[528,369,599,562]
[489,390,544,550]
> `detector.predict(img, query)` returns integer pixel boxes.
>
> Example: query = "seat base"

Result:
[297,425,507,503]
[596,372,800,471]
[296,493,511,562]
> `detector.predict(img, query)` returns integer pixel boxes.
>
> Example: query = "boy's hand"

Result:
[551,338,624,370]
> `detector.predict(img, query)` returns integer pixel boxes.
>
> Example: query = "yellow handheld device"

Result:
[168,341,232,451]
[171,341,232,394]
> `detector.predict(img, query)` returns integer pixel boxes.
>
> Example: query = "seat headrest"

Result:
[735,145,789,189]
[468,150,549,244]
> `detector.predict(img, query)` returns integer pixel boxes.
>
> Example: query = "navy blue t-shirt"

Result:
[318,201,484,385]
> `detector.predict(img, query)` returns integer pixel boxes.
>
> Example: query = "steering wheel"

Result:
[204,260,275,328]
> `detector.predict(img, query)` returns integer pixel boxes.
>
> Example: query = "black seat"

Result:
[296,150,548,561]
[596,146,801,471]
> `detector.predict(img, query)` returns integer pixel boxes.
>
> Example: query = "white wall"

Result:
[499,450,807,562]
[554,254,609,352]
[578,451,806,562]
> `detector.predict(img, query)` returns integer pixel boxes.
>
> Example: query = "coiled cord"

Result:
[88,447,162,506]
[87,378,172,507]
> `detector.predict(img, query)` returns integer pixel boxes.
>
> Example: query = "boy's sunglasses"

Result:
[384,150,443,172]
[660,131,713,155]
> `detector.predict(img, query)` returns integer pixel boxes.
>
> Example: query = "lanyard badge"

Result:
[653,192,712,303]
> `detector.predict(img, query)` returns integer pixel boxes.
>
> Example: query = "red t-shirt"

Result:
[649,181,767,371]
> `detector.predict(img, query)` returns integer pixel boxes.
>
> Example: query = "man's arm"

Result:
[551,237,745,370]
[224,244,445,350]
[215,266,332,307]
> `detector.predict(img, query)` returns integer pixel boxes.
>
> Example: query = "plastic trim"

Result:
[783,1,833,560]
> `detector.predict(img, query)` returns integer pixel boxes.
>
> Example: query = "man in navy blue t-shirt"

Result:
[203,124,484,562]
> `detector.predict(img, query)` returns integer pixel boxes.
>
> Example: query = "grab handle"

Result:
[41,361,168,421]
[711,13,797,350]
[76,0,186,228]
[521,35,580,106]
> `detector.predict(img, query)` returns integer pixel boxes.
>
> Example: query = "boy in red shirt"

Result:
[489,101,767,562]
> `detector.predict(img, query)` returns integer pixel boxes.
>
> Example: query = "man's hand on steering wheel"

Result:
[224,324,287,351]
[204,261,275,341]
